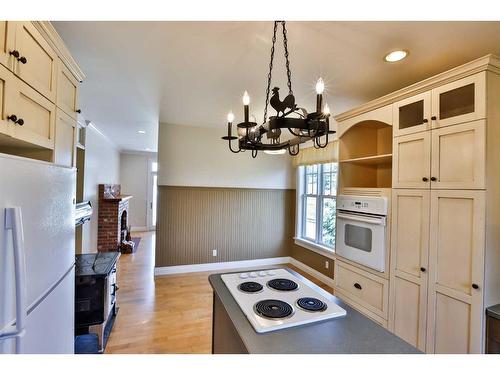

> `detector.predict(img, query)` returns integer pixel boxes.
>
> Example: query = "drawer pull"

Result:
[354,283,362,290]
[76,109,82,114]
[9,50,20,58]
[422,118,428,123]
[420,267,426,272]
[17,56,27,64]
[422,177,428,182]
[472,283,479,290]
[430,177,437,182]
[431,116,437,121]
[16,118,24,126]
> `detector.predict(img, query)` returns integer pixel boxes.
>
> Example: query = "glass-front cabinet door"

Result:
[393,91,432,137]
[431,72,486,129]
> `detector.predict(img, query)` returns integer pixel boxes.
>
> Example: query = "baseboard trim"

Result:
[154,257,292,276]
[154,256,335,288]
[288,258,335,288]
[131,226,148,232]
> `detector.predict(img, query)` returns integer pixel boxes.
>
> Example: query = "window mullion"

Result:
[316,164,323,245]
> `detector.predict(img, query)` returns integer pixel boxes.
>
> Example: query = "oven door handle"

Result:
[337,212,386,226]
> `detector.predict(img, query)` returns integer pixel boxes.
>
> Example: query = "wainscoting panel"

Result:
[155,186,296,267]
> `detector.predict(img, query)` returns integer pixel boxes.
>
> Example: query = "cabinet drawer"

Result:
[56,59,79,118]
[334,260,389,319]
[11,79,56,149]
[14,22,58,102]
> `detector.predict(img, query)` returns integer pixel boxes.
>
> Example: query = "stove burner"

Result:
[297,297,327,312]
[254,299,294,319]
[238,281,263,293]
[267,278,298,291]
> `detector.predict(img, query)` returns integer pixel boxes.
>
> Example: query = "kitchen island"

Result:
[209,268,420,354]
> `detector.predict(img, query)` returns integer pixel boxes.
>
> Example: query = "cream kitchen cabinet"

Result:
[56,59,80,118]
[13,22,58,103]
[392,131,431,189]
[393,120,485,190]
[389,189,430,351]
[430,120,485,189]
[431,72,486,129]
[0,63,16,138]
[426,190,485,353]
[0,21,16,71]
[393,91,432,137]
[10,78,56,150]
[53,108,77,167]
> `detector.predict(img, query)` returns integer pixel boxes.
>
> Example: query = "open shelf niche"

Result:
[338,120,393,189]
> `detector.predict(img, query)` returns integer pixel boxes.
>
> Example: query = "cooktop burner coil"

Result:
[267,278,299,291]
[254,299,294,319]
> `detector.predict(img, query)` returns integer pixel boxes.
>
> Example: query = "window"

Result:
[297,162,338,251]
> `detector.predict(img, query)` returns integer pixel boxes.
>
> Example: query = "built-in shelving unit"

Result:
[338,120,392,189]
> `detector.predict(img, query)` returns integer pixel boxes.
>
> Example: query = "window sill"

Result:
[294,237,336,260]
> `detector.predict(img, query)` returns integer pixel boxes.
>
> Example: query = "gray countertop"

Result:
[209,268,420,354]
[487,304,500,320]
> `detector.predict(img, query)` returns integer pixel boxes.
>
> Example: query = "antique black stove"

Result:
[75,252,120,352]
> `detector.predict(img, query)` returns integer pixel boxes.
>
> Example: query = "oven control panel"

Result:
[337,195,388,215]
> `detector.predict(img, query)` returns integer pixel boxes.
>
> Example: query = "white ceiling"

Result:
[53,21,500,152]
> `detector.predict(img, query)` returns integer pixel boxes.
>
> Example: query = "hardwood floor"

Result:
[105,231,333,354]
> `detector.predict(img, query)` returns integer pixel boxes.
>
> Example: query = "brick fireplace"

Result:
[97,184,133,252]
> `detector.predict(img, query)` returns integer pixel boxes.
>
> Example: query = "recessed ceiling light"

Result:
[384,50,408,63]
[138,130,146,134]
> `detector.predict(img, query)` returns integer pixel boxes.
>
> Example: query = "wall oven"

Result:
[335,195,388,272]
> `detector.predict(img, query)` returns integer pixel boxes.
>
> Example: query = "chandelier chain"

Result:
[281,21,293,95]
[263,21,278,124]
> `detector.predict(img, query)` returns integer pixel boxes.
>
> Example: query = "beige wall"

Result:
[155,186,295,267]
[81,125,121,253]
[120,152,157,230]
[158,123,295,189]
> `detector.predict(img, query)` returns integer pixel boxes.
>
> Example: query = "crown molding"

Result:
[334,54,500,123]
[31,21,85,83]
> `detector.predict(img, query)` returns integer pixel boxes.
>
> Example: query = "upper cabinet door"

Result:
[10,78,56,149]
[431,72,486,129]
[430,120,485,189]
[393,91,432,137]
[56,59,79,118]
[0,64,15,137]
[0,21,16,71]
[392,131,431,189]
[14,22,58,103]
[426,190,485,353]
[53,108,77,167]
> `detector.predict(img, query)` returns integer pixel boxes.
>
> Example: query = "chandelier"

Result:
[222,21,334,158]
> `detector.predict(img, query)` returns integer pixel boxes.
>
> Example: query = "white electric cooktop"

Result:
[221,268,346,333]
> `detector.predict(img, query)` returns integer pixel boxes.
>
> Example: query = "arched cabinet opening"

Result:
[338,120,392,189]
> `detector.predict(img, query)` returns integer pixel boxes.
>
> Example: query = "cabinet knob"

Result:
[7,114,18,123]
[422,177,429,182]
[16,118,24,126]
[431,116,437,121]
[354,283,362,290]
[9,50,20,58]
[420,267,426,272]
[76,109,81,114]
[17,56,27,64]
[472,283,479,290]
[430,177,437,182]
[422,119,428,123]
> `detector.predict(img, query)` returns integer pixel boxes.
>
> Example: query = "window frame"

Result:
[296,162,338,254]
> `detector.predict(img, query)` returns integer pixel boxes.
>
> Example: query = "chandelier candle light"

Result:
[222,21,335,158]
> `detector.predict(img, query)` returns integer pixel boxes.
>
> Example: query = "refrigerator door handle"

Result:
[1,207,27,352]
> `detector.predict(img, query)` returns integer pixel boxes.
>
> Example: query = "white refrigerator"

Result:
[0,154,76,354]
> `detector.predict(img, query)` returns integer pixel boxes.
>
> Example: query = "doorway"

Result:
[147,160,158,231]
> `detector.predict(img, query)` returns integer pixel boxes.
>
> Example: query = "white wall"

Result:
[82,125,121,253]
[120,152,157,230]
[158,123,295,189]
